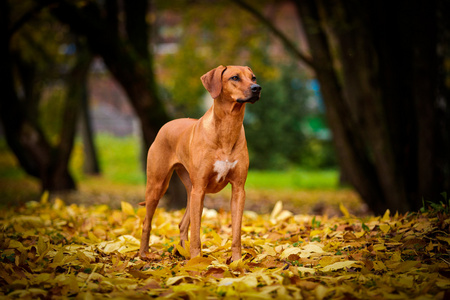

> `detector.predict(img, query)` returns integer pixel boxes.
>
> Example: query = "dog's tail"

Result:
[139,201,146,206]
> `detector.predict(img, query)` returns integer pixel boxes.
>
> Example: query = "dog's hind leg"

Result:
[139,163,174,259]
[176,166,191,248]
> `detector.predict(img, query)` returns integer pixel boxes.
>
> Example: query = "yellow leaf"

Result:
[240,291,273,299]
[381,209,390,222]
[355,231,366,238]
[318,256,337,267]
[280,247,302,259]
[261,244,277,256]
[175,243,190,259]
[315,285,329,300]
[270,201,283,223]
[276,210,293,223]
[320,260,357,272]
[53,198,65,210]
[219,275,258,288]
[101,241,122,254]
[437,236,450,245]
[373,261,386,271]
[396,274,414,288]
[436,278,450,289]
[339,203,350,217]
[297,266,316,275]
[8,240,25,251]
[27,288,48,297]
[202,208,218,219]
[121,201,135,215]
[394,261,419,273]
[77,251,93,265]
[302,243,324,254]
[230,257,248,271]
[379,224,390,233]
[184,256,213,271]
[310,229,323,237]
[172,283,202,294]
[52,247,65,265]
[30,273,51,285]
[88,232,101,243]
[40,191,49,204]
[37,236,48,256]
[210,230,223,246]
[391,251,402,262]
[12,215,43,227]
[166,276,199,286]
[373,244,386,251]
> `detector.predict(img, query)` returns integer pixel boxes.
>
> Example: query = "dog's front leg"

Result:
[189,187,205,259]
[230,184,245,262]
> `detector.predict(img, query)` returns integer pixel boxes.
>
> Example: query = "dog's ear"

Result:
[246,66,253,74]
[201,65,227,99]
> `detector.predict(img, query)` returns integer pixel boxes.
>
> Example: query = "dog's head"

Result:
[201,65,261,103]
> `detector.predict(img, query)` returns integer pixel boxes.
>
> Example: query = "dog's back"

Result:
[149,118,197,154]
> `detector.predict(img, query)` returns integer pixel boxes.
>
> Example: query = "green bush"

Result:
[245,64,336,170]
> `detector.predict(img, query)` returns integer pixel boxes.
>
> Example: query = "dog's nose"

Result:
[251,84,261,93]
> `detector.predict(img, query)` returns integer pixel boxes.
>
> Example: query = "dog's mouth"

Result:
[236,94,260,104]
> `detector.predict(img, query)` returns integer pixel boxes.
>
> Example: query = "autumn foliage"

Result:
[1,194,450,299]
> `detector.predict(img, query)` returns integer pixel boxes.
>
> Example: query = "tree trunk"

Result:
[294,0,447,213]
[236,0,449,213]
[1,0,92,192]
[437,0,450,194]
[79,79,101,175]
[44,45,92,190]
[45,0,187,209]
[294,0,390,214]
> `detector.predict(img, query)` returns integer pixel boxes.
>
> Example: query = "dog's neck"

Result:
[201,97,246,151]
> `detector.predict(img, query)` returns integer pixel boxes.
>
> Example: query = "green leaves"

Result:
[0,200,449,299]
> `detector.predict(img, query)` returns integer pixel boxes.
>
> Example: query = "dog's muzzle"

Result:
[237,84,262,104]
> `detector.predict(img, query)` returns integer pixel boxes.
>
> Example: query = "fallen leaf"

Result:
[339,203,350,217]
[1,198,449,299]
[121,201,135,216]
[321,260,357,272]
[379,224,391,233]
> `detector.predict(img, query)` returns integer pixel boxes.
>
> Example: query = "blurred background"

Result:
[1,0,449,216]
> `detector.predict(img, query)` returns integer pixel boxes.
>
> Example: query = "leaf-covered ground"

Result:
[1,195,450,299]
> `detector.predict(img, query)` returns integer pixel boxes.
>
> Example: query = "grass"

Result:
[72,134,339,190]
[246,169,339,190]
[71,134,146,184]
[0,134,363,215]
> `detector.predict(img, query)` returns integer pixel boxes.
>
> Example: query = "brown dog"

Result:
[139,65,261,261]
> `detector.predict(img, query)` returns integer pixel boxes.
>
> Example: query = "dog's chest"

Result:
[213,160,238,182]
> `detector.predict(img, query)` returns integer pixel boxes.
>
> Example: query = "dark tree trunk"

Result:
[437,0,450,194]
[239,0,450,213]
[43,46,92,190]
[79,78,101,175]
[44,0,187,209]
[294,0,448,213]
[291,0,387,214]
[0,0,82,192]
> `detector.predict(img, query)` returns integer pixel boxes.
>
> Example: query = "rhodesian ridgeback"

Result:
[139,65,261,261]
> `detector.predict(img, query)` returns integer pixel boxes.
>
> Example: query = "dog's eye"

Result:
[230,75,240,81]
[252,76,257,82]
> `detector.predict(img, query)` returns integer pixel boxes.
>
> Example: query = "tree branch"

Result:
[231,0,315,70]
[8,2,56,41]
[124,0,149,59]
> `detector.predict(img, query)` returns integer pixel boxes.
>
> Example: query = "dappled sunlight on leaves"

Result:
[1,196,450,299]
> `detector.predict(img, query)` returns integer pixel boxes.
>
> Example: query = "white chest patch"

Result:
[213,160,238,182]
